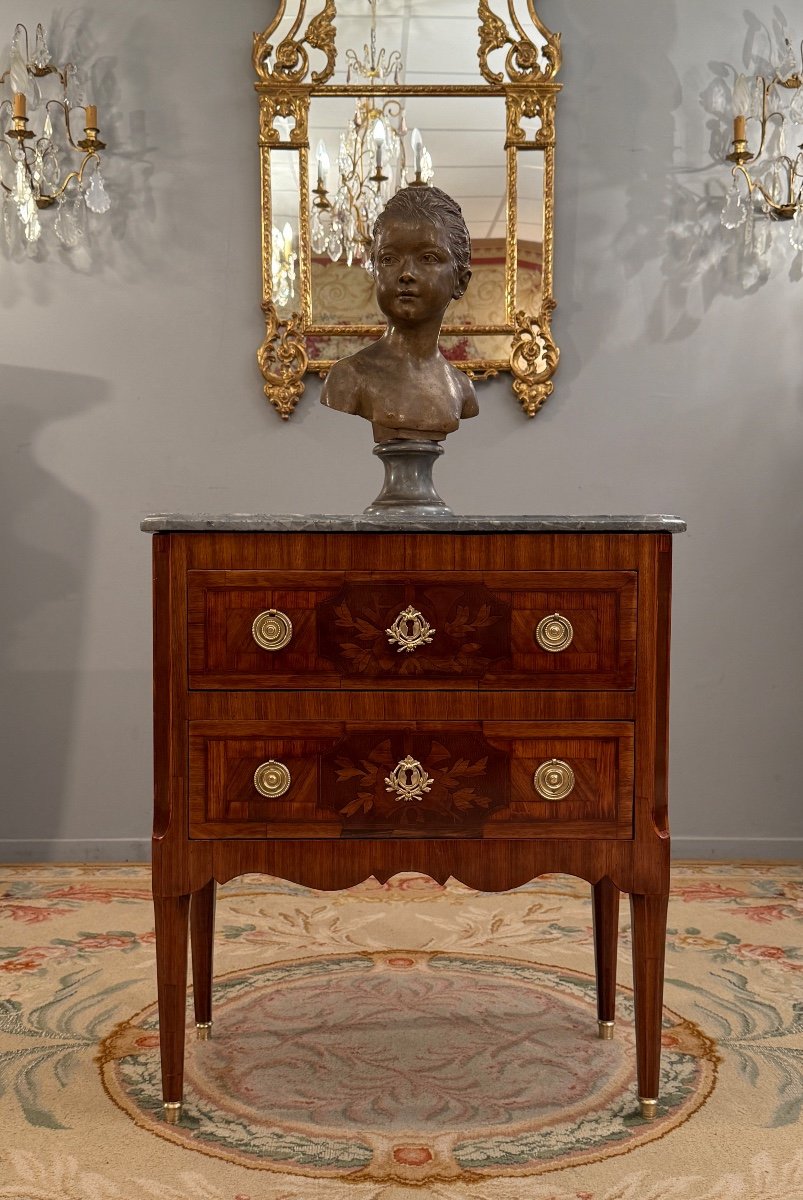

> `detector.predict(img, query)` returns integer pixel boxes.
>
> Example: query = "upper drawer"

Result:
[187,570,637,690]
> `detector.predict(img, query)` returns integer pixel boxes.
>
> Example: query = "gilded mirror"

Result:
[254,1,561,419]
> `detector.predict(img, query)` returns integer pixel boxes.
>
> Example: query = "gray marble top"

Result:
[141,513,686,533]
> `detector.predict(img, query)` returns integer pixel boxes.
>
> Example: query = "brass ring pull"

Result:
[252,609,293,651]
[535,612,574,652]
[386,605,435,653]
[253,760,291,798]
[533,758,575,800]
[385,755,433,802]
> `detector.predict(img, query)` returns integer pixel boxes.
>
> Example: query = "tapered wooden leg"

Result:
[190,879,216,1039]
[154,892,190,1122]
[629,891,669,1119]
[592,877,620,1039]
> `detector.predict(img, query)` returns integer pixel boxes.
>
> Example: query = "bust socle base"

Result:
[142,513,685,1128]
[364,439,452,516]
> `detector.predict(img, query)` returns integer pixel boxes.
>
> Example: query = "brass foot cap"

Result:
[638,1097,659,1120]
[163,1101,182,1124]
[598,1020,615,1040]
[196,1022,212,1041]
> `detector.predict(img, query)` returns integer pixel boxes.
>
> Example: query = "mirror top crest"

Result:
[253,1,561,91]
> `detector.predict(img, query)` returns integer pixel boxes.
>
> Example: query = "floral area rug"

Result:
[0,863,801,1200]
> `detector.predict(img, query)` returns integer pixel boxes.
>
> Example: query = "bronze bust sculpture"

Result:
[321,186,478,443]
[321,186,477,513]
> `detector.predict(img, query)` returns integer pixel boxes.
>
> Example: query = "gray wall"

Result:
[2,1,801,861]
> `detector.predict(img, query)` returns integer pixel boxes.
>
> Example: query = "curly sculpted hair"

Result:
[370,186,472,276]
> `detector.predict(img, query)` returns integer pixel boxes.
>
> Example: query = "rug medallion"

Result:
[100,948,716,1183]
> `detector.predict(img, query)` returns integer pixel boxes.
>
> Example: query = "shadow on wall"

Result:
[554,0,681,382]
[0,365,108,851]
[622,6,803,343]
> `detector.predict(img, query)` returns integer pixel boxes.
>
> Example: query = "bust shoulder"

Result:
[320,354,365,416]
[445,358,479,419]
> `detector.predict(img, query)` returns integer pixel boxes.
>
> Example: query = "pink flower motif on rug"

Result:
[2,904,71,923]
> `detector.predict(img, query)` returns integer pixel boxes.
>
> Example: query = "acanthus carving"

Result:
[478,0,562,86]
[258,302,309,420]
[505,89,556,149]
[509,301,560,418]
[258,92,309,146]
[253,0,336,86]
[537,91,557,147]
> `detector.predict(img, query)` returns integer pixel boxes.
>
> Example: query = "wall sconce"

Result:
[721,36,803,251]
[0,22,110,251]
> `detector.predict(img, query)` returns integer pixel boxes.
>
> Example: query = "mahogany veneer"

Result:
[149,528,676,1125]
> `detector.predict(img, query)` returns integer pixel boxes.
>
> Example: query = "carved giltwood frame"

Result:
[254,1,561,419]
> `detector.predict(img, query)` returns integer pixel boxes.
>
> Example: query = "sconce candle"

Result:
[12,89,26,118]
[85,103,97,128]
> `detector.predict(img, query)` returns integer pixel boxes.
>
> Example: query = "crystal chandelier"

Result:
[721,35,803,252]
[310,0,434,268]
[0,22,110,252]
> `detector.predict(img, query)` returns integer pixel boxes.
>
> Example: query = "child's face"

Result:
[372,215,469,326]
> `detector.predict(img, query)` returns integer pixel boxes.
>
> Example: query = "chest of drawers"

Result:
[143,515,683,1127]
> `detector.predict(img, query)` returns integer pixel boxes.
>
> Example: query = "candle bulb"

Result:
[85,104,97,129]
[316,139,330,188]
[372,118,386,171]
[411,127,423,175]
[12,91,26,119]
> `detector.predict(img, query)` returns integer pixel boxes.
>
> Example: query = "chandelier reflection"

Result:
[721,35,803,253]
[310,0,433,269]
[271,221,297,308]
[0,22,110,252]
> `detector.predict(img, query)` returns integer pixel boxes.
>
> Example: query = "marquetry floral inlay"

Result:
[324,590,505,677]
[328,736,504,828]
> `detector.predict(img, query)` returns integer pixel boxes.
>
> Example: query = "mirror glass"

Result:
[270,149,301,320]
[333,0,483,84]
[308,92,544,363]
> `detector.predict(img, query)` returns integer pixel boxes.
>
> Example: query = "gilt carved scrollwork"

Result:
[258,91,309,147]
[253,0,336,86]
[258,302,309,420]
[510,301,560,418]
[478,0,561,85]
[505,88,557,149]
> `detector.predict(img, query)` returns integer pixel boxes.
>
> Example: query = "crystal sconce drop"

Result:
[0,22,111,253]
[721,34,803,254]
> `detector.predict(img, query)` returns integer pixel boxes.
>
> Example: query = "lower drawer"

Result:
[188,721,633,840]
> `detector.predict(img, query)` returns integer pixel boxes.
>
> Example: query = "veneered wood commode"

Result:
[143,515,684,1127]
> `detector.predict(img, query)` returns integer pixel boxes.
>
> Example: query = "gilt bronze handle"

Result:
[252,609,293,651]
[533,759,575,800]
[535,612,573,652]
[253,760,291,798]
